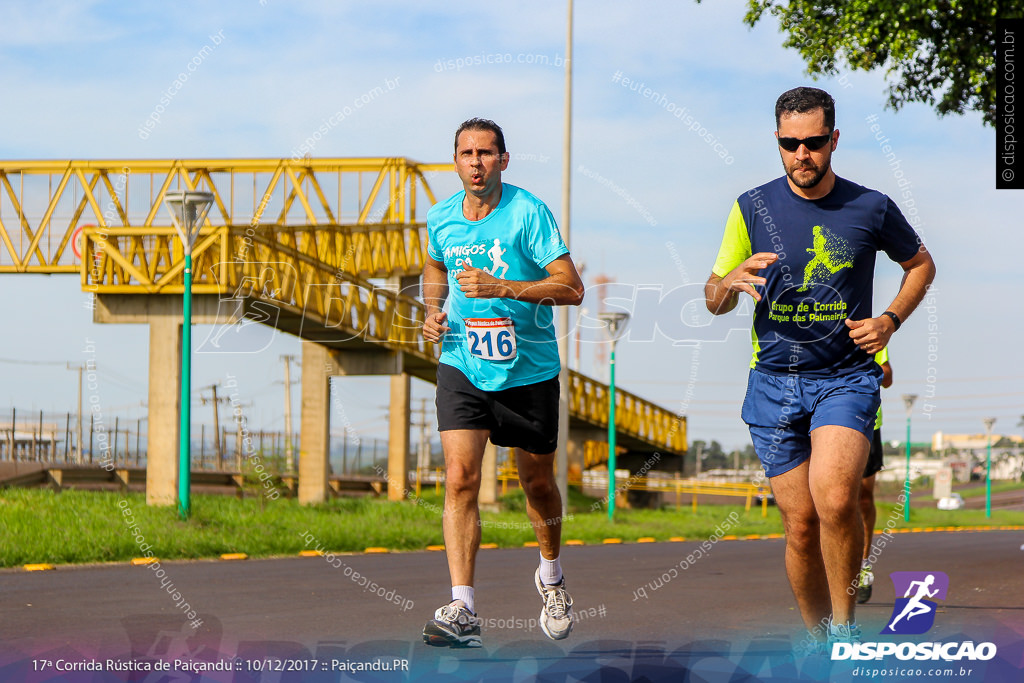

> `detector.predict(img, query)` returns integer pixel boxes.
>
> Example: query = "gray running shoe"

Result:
[422,601,482,648]
[534,569,574,640]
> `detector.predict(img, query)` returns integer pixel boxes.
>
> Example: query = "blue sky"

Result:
[0,0,1018,452]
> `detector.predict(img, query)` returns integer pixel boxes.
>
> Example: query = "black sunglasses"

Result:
[776,133,832,153]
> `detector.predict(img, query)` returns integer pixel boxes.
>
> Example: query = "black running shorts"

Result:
[864,429,884,478]
[435,363,560,455]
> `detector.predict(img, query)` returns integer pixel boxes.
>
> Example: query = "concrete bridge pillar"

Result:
[299,343,332,505]
[388,373,411,501]
[146,314,181,506]
[383,274,419,501]
[95,294,248,506]
[567,427,605,480]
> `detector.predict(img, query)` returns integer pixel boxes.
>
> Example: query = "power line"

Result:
[0,358,70,366]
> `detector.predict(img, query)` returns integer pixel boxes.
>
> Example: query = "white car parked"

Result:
[937,493,965,510]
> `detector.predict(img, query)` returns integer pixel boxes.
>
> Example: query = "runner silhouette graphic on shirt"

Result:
[888,574,939,630]
[486,239,509,278]
[798,225,853,291]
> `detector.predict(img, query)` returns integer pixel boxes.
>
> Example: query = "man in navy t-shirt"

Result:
[705,87,936,651]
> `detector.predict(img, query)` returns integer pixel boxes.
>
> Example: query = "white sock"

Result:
[451,585,475,613]
[539,554,562,585]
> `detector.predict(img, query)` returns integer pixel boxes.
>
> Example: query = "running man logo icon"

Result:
[882,571,950,635]
[486,238,509,278]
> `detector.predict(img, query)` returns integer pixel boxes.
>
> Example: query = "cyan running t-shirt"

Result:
[712,176,921,377]
[427,183,569,391]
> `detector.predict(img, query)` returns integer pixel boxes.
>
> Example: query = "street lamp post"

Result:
[902,394,917,522]
[599,311,629,520]
[555,0,575,516]
[983,417,996,518]
[164,191,214,520]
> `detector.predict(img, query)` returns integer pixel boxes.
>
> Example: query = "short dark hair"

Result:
[454,118,506,155]
[775,87,835,131]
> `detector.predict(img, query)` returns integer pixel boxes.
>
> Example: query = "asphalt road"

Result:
[2,531,1022,682]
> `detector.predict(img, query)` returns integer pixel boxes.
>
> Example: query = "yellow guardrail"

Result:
[497,465,772,517]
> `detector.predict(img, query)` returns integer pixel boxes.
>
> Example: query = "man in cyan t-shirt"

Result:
[704,87,936,652]
[420,118,584,648]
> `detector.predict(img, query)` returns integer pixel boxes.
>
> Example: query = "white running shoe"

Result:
[422,601,482,648]
[535,569,574,640]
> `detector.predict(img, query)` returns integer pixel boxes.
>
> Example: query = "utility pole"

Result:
[280,355,298,473]
[232,402,254,471]
[419,398,430,474]
[409,398,431,493]
[67,363,85,463]
[555,0,574,514]
[200,385,230,469]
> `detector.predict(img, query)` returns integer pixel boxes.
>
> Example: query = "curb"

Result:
[19,525,1024,570]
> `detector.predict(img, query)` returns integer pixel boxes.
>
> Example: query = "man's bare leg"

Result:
[516,448,562,559]
[516,446,573,640]
[809,425,869,627]
[770,459,832,638]
[440,429,489,589]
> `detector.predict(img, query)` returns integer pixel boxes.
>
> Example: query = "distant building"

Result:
[932,431,1023,451]
[0,422,64,460]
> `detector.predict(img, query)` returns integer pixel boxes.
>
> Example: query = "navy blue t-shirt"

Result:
[712,176,922,377]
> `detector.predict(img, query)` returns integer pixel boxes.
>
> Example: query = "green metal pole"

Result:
[179,252,192,520]
[986,436,992,518]
[608,343,617,521]
[904,413,911,522]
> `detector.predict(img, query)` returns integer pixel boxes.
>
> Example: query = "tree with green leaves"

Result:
[729,1,1017,126]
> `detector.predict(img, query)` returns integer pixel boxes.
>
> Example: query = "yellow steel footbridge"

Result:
[0,158,685,500]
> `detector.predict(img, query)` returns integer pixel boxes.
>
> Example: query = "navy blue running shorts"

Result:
[742,367,880,478]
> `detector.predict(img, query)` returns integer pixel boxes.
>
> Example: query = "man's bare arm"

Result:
[845,248,936,354]
[422,256,450,343]
[454,254,585,306]
[885,248,937,324]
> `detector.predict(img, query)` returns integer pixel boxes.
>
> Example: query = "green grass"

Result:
[873,501,1024,528]
[0,489,447,567]
[1,487,1021,568]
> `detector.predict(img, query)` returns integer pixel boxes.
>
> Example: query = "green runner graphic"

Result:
[798,225,853,292]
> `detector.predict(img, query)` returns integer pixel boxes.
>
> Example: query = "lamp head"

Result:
[164,191,215,249]
[598,311,630,341]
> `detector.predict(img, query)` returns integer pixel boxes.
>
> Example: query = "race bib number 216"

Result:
[464,317,517,361]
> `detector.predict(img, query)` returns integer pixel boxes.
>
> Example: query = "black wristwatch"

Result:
[882,310,901,332]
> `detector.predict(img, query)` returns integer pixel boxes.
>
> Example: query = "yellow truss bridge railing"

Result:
[0,157,447,276]
[497,466,770,516]
[0,157,686,456]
